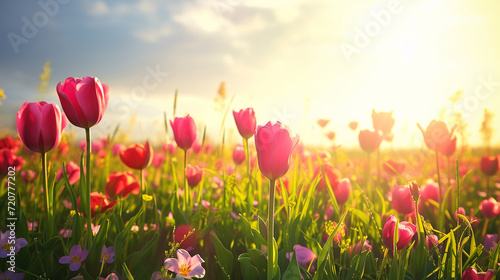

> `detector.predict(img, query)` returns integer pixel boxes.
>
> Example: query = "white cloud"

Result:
[88,1,109,15]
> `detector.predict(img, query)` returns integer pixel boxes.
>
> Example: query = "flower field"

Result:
[1,77,500,280]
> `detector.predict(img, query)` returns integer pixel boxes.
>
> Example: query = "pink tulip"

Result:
[56,76,109,128]
[371,109,395,135]
[417,120,455,153]
[16,102,66,153]
[152,152,165,168]
[481,156,499,177]
[232,144,246,165]
[255,121,299,180]
[334,178,351,205]
[170,115,197,150]
[462,267,495,280]
[112,143,126,156]
[358,129,383,153]
[56,161,81,185]
[286,244,317,270]
[162,141,178,154]
[480,197,500,219]
[391,183,415,215]
[382,214,416,252]
[233,108,257,139]
[186,165,203,187]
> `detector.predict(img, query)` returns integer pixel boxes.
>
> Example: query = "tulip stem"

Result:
[140,169,145,195]
[487,177,490,198]
[366,152,372,201]
[482,218,489,241]
[267,179,276,280]
[184,149,188,211]
[41,152,52,239]
[435,151,441,205]
[85,127,93,247]
[243,138,252,210]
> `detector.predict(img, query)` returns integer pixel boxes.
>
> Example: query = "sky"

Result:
[1,0,499,149]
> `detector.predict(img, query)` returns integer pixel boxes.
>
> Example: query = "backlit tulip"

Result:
[326,131,335,141]
[105,172,140,200]
[0,148,24,181]
[255,121,299,180]
[170,115,197,150]
[317,118,330,128]
[233,108,256,139]
[334,178,351,205]
[358,130,383,153]
[372,109,395,135]
[186,165,203,187]
[382,215,416,252]
[417,120,454,153]
[481,156,499,177]
[56,161,81,185]
[232,144,245,165]
[391,183,415,215]
[16,102,66,153]
[348,121,358,131]
[56,76,109,128]
[440,137,457,157]
[120,141,153,170]
[480,197,500,219]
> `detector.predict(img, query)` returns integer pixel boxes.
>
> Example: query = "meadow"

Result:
[1,76,500,280]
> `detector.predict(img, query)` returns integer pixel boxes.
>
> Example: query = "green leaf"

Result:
[345,250,370,280]
[115,208,144,265]
[238,253,261,280]
[313,206,350,280]
[123,263,135,280]
[283,251,302,280]
[210,232,234,279]
[86,219,109,277]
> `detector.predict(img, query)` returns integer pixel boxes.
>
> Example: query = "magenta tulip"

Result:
[481,156,499,177]
[186,165,203,187]
[391,183,415,215]
[461,267,495,280]
[232,144,246,165]
[382,214,416,252]
[480,197,500,219]
[170,115,197,150]
[56,76,109,128]
[334,178,351,205]
[16,102,66,153]
[255,121,299,180]
[233,108,257,139]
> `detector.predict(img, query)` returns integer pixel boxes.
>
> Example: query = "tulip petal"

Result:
[17,102,42,153]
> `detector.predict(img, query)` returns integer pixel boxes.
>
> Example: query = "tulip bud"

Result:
[480,197,500,219]
[170,115,197,151]
[358,130,383,153]
[409,181,419,202]
[481,156,499,177]
[391,183,415,215]
[255,121,299,180]
[233,108,257,139]
[186,165,203,187]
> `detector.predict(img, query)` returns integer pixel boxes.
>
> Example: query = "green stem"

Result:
[367,152,372,201]
[244,138,252,211]
[140,169,145,195]
[376,147,381,188]
[184,149,188,211]
[267,179,276,280]
[85,127,93,247]
[42,152,52,239]
[435,151,441,204]
[98,257,106,279]
[487,177,490,198]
